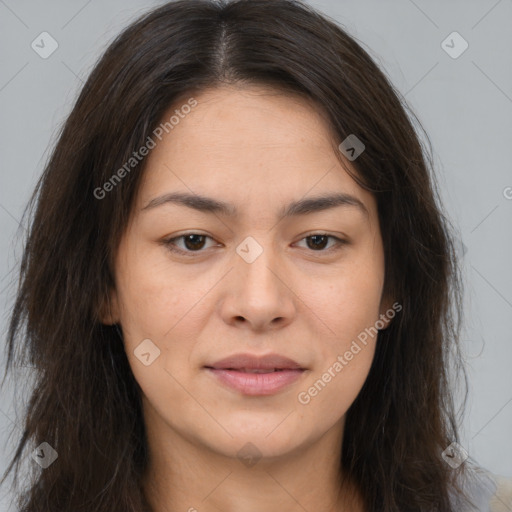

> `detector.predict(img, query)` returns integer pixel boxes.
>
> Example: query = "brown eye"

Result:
[163,232,347,258]
[296,234,347,253]
[163,233,216,256]
[305,234,329,250]
[181,234,208,251]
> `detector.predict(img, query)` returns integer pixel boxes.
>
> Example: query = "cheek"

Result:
[296,263,383,423]
[114,262,199,422]
[115,245,194,339]
[114,249,215,390]
[293,256,383,426]
[301,250,384,349]
[296,348,375,436]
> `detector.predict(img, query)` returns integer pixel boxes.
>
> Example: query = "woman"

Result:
[1,0,510,510]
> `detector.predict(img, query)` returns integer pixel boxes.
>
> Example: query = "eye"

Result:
[163,233,216,256]
[294,233,347,252]
[162,232,348,257]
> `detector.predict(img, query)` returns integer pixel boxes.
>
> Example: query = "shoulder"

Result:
[450,462,512,512]
[489,473,512,512]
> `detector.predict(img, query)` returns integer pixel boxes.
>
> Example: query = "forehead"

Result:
[166,85,336,154]
[136,85,377,224]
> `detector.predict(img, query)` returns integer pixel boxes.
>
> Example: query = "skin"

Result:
[103,84,395,512]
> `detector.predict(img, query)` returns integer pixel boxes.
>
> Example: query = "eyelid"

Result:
[293,233,347,252]
[162,232,218,257]
[162,232,348,257]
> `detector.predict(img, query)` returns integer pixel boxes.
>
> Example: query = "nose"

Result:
[219,241,296,332]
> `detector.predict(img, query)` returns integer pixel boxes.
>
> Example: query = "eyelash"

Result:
[162,232,348,257]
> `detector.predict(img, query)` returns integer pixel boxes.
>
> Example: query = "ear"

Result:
[377,293,399,331]
[98,286,120,325]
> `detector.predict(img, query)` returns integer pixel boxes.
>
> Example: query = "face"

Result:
[105,85,394,464]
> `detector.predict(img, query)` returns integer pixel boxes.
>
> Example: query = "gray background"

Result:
[1,0,511,510]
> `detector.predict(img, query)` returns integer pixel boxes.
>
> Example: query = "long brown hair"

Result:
[1,0,476,510]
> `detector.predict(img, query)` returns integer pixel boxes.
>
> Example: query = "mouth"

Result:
[207,368,295,373]
[204,353,307,396]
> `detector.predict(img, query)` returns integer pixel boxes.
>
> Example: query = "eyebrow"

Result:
[142,191,369,220]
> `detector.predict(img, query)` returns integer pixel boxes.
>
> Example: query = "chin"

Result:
[203,426,309,463]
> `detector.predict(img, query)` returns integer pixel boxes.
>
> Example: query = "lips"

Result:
[227,368,284,373]
[204,353,306,396]
[205,353,305,371]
